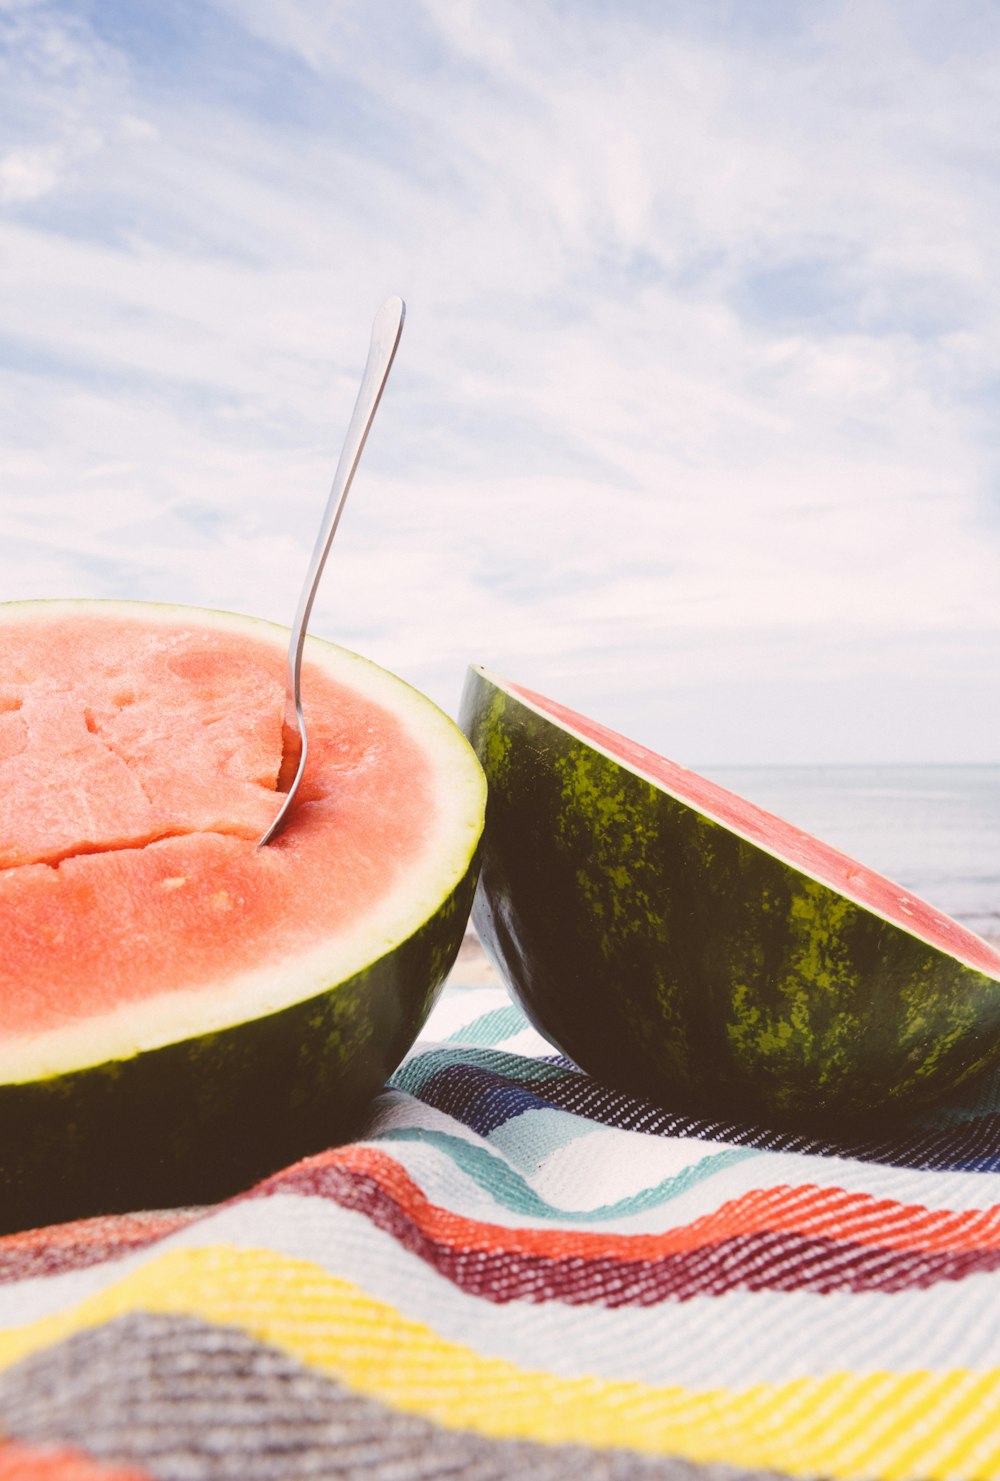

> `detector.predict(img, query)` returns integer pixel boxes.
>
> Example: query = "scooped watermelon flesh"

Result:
[0,603,485,1231]
[461,667,1000,1125]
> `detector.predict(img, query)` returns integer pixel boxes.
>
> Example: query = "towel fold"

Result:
[3,975,1000,1481]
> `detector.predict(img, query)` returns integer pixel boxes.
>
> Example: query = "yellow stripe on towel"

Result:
[0,1244,997,1480]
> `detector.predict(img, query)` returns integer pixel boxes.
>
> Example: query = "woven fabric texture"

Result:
[2,975,1000,1480]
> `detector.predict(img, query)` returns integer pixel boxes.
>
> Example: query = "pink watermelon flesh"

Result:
[0,613,434,1042]
[510,681,1000,980]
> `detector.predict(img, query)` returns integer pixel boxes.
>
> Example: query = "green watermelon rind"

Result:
[461,666,1000,1126]
[0,866,475,1234]
[0,601,486,1234]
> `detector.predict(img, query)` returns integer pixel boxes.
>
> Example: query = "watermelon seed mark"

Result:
[83,708,99,735]
[0,694,22,714]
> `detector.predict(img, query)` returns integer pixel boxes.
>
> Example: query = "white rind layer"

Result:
[0,603,486,1083]
[474,665,1000,983]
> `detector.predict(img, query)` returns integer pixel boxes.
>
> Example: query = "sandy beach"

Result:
[452,930,501,985]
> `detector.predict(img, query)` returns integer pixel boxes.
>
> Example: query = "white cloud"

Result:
[0,0,998,762]
[0,143,62,202]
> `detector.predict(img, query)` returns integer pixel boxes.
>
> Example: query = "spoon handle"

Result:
[259,295,406,846]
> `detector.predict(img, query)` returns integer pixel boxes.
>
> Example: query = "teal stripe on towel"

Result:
[376,1126,756,1222]
[446,1005,530,1047]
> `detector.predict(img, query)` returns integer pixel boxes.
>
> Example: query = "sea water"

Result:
[701,765,1000,943]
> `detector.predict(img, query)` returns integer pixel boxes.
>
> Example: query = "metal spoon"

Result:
[258,294,406,846]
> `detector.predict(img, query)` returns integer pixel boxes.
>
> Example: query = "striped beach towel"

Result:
[2,969,1000,1479]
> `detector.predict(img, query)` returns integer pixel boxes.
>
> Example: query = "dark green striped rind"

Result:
[0,862,477,1236]
[460,668,1000,1127]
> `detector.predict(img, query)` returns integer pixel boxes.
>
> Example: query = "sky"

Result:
[1,0,999,765]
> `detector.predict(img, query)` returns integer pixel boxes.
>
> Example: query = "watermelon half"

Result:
[0,602,485,1233]
[460,667,1000,1126]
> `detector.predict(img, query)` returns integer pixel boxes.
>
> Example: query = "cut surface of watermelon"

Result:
[461,666,1000,1125]
[0,602,485,1230]
[509,680,1000,980]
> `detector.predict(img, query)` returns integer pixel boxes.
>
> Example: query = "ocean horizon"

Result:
[700,763,999,942]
